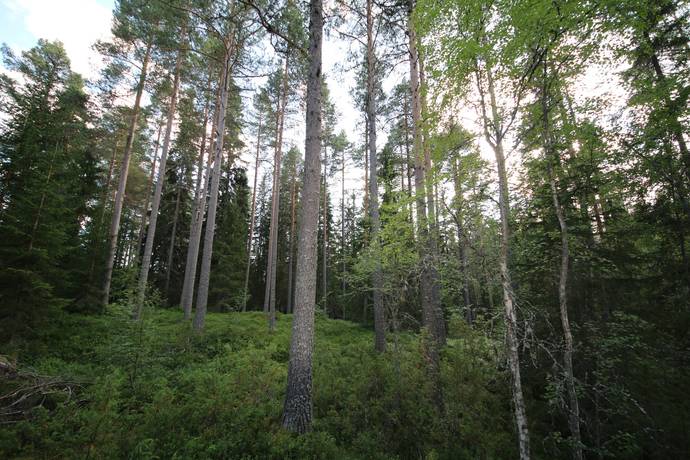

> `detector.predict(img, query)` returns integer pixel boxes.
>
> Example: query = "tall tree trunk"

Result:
[134,40,185,320]
[101,38,152,311]
[419,54,445,344]
[180,73,216,319]
[89,135,121,283]
[136,121,163,263]
[282,0,323,433]
[164,182,182,297]
[363,114,369,219]
[193,27,234,332]
[341,141,346,299]
[477,63,530,460]
[264,55,289,330]
[452,157,473,322]
[403,97,413,221]
[367,0,386,352]
[287,160,298,314]
[322,145,328,313]
[408,0,443,413]
[243,112,262,311]
[541,66,582,460]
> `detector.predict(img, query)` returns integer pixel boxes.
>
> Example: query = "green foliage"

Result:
[0,40,99,327]
[1,308,513,459]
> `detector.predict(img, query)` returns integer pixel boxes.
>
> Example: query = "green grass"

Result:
[1,306,515,459]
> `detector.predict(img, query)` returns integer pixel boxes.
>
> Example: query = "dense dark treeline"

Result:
[0,0,689,458]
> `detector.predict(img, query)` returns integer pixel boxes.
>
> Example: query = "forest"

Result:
[0,0,689,458]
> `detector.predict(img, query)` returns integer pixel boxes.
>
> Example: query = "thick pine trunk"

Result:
[180,76,216,319]
[282,0,323,434]
[193,28,234,332]
[366,0,386,352]
[101,39,152,310]
[134,40,185,320]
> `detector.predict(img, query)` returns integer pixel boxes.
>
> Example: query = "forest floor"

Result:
[0,306,515,459]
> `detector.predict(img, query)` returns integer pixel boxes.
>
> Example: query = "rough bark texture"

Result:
[101,39,152,311]
[367,0,386,353]
[282,0,322,434]
[180,77,217,319]
[134,42,185,320]
[243,113,262,312]
[193,32,233,332]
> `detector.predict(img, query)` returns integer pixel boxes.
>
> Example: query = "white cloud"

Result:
[4,0,113,78]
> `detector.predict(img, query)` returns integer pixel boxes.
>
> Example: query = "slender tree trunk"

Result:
[264,55,289,330]
[550,166,583,460]
[403,98,414,221]
[452,158,472,322]
[193,28,234,332]
[282,0,323,433]
[28,144,59,251]
[322,145,328,313]
[363,114,369,219]
[408,0,443,413]
[180,73,217,319]
[367,0,386,352]
[243,112,262,311]
[136,121,163,262]
[134,40,185,320]
[419,54,446,345]
[164,183,182,297]
[101,39,152,311]
[89,136,121,283]
[541,66,582,460]
[287,160,298,314]
[477,64,530,460]
[341,143,346,299]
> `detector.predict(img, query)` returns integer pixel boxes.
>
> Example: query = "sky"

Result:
[0,0,372,210]
[0,0,114,77]
[0,0,627,219]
